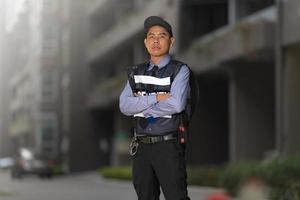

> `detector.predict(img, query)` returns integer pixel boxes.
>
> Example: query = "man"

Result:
[119,16,191,200]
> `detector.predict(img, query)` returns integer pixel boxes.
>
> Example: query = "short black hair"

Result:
[144,16,173,37]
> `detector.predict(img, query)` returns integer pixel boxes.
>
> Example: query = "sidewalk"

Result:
[0,170,223,200]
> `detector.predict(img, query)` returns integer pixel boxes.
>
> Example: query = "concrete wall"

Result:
[236,0,274,19]
[182,10,275,73]
[90,109,115,167]
[229,63,275,161]
[179,1,228,50]
[111,110,132,166]
[0,1,5,156]
[187,73,229,165]
[283,0,300,46]
[282,44,300,153]
[68,1,101,172]
[0,2,14,157]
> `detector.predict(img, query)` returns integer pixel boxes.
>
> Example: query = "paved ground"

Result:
[0,170,221,200]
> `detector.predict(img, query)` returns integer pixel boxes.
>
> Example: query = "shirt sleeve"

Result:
[119,81,157,116]
[142,65,190,118]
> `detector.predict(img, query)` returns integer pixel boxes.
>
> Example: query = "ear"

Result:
[144,38,148,49]
[170,37,175,47]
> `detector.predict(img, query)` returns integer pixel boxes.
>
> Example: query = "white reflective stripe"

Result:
[136,91,170,96]
[134,113,145,117]
[149,92,169,95]
[133,113,172,118]
[134,75,170,86]
[161,115,172,118]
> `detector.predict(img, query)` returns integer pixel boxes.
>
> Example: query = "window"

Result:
[62,0,70,22]
[41,69,58,102]
[42,0,58,13]
[42,25,58,59]
[38,112,58,156]
[62,30,70,67]
[62,73,70,131]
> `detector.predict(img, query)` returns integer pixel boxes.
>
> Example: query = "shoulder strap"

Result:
[188,67,199,119]
[169,60,185,83]
[170,59,199,122]
[127,62,148,92]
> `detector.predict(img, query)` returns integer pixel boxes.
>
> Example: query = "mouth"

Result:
[151,46,161,50]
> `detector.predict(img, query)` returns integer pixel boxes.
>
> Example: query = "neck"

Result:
[150,55,168,65]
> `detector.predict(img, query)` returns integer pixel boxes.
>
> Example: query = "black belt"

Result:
[137,133,178,144]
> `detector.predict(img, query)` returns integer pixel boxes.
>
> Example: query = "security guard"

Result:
[119,16,191,200]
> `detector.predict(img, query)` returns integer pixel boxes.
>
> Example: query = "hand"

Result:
[134,91,146,96]
[156,93,171,102]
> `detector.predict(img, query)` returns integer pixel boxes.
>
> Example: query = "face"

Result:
[144,25,175,59]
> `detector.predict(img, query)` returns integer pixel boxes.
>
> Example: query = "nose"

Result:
[153,37,159,43]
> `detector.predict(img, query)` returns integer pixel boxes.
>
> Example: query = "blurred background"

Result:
[0,0,300,199]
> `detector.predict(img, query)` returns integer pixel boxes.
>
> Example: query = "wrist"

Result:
[156,94,160,102]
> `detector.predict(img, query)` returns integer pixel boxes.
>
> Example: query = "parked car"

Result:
[0,157,14,170]
[11,148,55,179]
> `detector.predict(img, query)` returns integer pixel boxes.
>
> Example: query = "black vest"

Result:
[127,59,185,136]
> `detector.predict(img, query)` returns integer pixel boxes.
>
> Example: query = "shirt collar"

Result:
[148,55,171,70]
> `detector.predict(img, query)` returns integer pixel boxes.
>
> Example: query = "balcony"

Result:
[87,0,172,63]
[87,73,127,108]
[9,117,32,137]
[282,0,300,46]
[180,6,276,72]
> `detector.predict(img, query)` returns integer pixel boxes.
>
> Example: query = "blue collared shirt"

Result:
[119,55,190,118]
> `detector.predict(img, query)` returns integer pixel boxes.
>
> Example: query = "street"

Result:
[0,170,220,200]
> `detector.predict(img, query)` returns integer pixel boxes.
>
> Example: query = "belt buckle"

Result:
[140,136,154,144]
[144,137,152,144]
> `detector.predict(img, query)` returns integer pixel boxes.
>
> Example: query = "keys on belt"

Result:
[129,138,139,156]
[129,132,178,156]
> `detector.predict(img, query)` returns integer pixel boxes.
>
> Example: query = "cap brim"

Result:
[144,16,173,37]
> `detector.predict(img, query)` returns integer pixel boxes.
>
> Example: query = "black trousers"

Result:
[132,140,190,200]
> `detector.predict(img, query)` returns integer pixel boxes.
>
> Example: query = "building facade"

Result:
[86,0,300,166]
[60,0,102,172]
[2,0,62,161]
[86,0,230,166]
[0,0,102,172]
[0,0,14,157]
[1,0,300,171]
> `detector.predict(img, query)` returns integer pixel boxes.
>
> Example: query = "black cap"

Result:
[144,16,173,37]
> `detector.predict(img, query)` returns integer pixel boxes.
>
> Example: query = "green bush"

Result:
[187,166,223,187]
[52,165,65,175]
[262,155,300,186]
[270,181,300,200]
[100,166,132,180]
[0,191,13,197]
[99,165,223,187]
[99,155,300,199]
[219,154,300,199]
[266,155,300,200]
[218,162,262,195]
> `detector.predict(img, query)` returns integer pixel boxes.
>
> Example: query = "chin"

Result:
[150,52,162,56]
[150,51,168,57]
